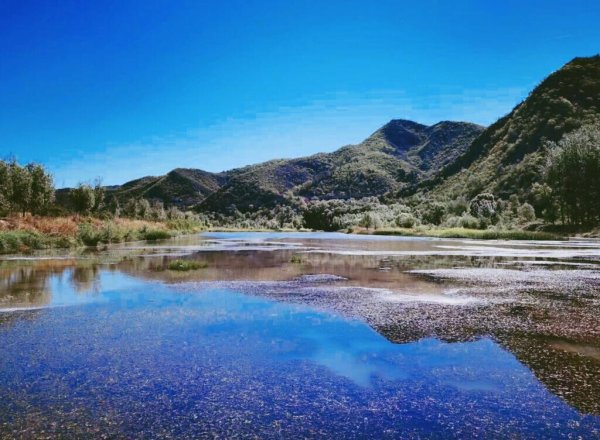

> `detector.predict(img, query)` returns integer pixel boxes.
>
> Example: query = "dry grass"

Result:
[0,215,192,254]
[0,215,169,237]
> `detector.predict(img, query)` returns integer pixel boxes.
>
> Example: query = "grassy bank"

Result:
[0,215,204,254]
[364,227,565,241]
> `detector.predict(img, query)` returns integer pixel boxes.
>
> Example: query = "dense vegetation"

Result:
[545,125,600,226]
[0,160,54,216]
[415,55,600,212]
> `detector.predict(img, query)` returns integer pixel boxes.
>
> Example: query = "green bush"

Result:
[396,212,417,228]
[167,259,207,271]
[140,228,172,241]
[0,230,70,254]
[77,222,101,246]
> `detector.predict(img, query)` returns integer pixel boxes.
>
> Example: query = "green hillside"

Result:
[418,55,600,204]
[198,120,483,212]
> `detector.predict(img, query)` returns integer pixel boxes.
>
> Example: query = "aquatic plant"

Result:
[167,259,208,271]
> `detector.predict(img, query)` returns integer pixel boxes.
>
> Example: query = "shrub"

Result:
[420,201,446,225]
[140,228,172,241]
[167,259,207,271]
[518,203,536,223]
[0,231,44,253]
[444,213,480,229]
[396,212,417,228]
[469,193,498,221]
[77,222,101,246]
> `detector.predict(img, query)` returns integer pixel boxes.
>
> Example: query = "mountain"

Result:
[107,168,227,207]
[416,55,600,201]
[103,120,483,212]
[198,120,483,212]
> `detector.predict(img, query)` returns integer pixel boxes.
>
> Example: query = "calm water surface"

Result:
[1,232,600,438]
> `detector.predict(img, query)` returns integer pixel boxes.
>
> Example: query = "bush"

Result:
[396,212,417,228]
[0,231,44,253]
[77,222,101,246]
[469,193,498,222]
[420,201,446,225]
[140,228,172,241]
[167,259,207,271]
[444,213,480,229]
[518,203,536,223]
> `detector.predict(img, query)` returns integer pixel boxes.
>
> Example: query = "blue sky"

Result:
[1,0,599,187]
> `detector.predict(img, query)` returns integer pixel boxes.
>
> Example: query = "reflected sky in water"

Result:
[1,232,600,437]
[1,270,599,438]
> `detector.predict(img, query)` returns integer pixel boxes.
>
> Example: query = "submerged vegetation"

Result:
[290,254,304,264]
[167,259,208,271]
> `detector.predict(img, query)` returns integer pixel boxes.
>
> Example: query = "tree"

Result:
[420,201,446,225]
[137,199,151,219]
[546,125,600,226]
[0,161,12,216]
[360,212,374,230]
[27,163,54,215]
[70,184,96,215]
[518,203,536,223]
[9,161,32,216]
[92,178,105,213]
[469,193,498,223]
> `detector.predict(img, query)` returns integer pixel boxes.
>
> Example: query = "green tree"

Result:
[420,201,446,225]
[469,193,498,223]
[546,125,600,226]
[92,178,105,213]
[0,161,12,215]
[518,203,536,223]
[27,163,55,215]
[9,161,32,216]
[70,184,96,215]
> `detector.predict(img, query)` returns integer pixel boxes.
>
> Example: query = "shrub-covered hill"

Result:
[106,168,227,207]
[197,120,483,213]
[100,119,482,213]
[416,55,600,203]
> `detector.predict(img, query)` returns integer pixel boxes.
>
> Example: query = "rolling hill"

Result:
[105,120,483,212]
[90,55,600,217]
[417,55,600,201]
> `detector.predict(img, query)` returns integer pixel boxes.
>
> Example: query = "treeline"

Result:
[67,182,208,226]
[0,160,54,216]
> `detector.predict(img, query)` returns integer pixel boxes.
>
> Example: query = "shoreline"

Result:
[2,221,598,256]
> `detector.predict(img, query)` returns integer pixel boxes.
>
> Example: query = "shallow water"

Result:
[1,232,600,438]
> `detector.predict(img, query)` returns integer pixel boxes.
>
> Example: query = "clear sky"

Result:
[1,0,599,187]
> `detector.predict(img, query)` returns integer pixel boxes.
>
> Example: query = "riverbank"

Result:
[0,215,204,254]
[1,216,594,255]
[355,227,566,241]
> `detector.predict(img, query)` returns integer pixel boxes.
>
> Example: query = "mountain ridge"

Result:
[104,119,483,212]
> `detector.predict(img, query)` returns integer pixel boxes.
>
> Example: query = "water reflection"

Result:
[0,232,599,436]
[1,282,599,438]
